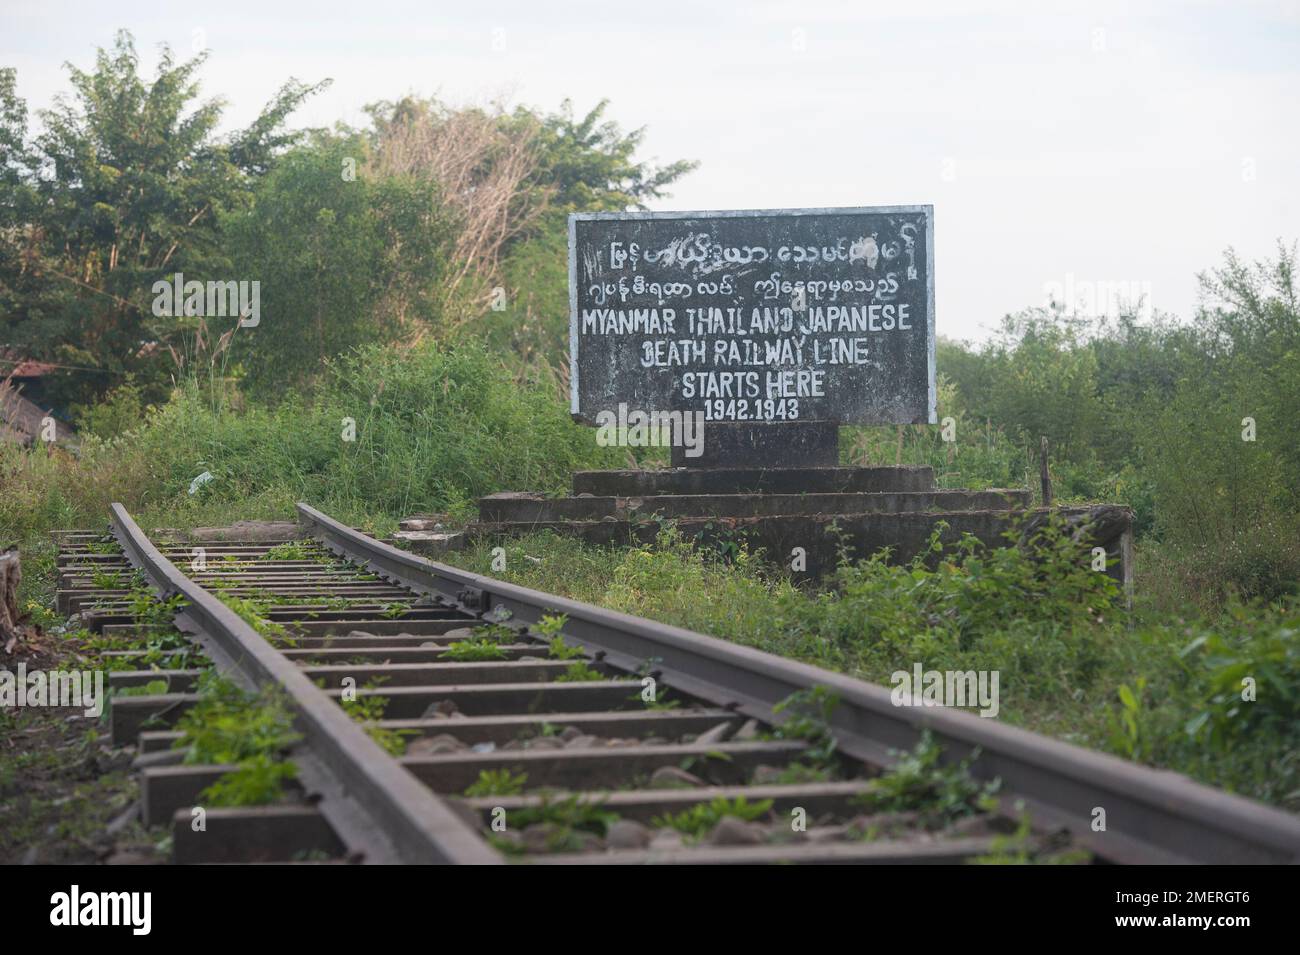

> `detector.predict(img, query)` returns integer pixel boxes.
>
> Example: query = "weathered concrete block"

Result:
[479,489,1030,523]
[670,421,839,468]
[571,466,936,497]
[392,530,465,554]
[188,521,305,542]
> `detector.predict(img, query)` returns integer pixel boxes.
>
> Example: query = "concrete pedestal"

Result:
[671,421,839,468]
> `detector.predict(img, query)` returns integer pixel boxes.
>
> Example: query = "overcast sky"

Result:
[5,0,1297,342]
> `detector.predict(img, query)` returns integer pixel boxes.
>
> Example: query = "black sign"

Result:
[569,206,935,425]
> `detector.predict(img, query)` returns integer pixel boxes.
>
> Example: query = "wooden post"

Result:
[895,425,905,466]
[1039,436,1053,506]
[1121,526,1135,610]
[0,550,22,651]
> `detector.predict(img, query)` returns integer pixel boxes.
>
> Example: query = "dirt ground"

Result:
[0,614,166,865]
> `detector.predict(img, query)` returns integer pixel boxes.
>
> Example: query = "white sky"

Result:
[4,0,1298,342]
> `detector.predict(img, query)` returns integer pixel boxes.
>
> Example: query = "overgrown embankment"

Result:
[443,526,1300,810]
[2,341,624,547]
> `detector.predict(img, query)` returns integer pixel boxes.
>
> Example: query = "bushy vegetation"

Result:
[847,248,1300,613]
[170,673,300,807]
[174,673,299,766]
[0,340,623,541]
[942,250,1298,608]
[221,133,457,394]
[0,32,693,411]
[0,33,325,409]
[447,528,1300,809]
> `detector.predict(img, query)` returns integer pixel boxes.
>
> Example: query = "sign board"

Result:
[569,206,935,426]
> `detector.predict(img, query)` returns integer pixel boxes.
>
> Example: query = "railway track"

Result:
[53,502,1300,865]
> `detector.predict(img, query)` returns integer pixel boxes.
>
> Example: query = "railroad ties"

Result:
[51,505,1300,865]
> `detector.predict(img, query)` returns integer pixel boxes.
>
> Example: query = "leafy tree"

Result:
[487,99,697,367]
[0,30,325,407]
[0,67,47,381]
[509,97,698,215]
[222,134,455,394]
[1128,244,1300,599]
[953,308,1104,461]
[349,96,694,369]
[937,243,1299,602]
[1196,242,1300,478]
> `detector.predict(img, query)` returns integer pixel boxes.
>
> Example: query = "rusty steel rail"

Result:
[296,502,1300,864]
[108,504,499,865]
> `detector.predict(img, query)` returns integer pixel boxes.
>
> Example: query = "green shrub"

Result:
[71,380,152,439]
[173,674,300,765]
[781,518,1119,693]
[199,756,296,807]
[856,732,1000,823]
[463,769,528,797]
[652,796,773,838]
[444,637,508,662]
[1181,600,1300,747]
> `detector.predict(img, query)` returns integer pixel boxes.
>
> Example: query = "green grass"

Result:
[545,635,585,660]
[0,340,626,547]
[506,795,621,849]
[264,541,330,563]
[199,756,298,808]
[210,588,293,645]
